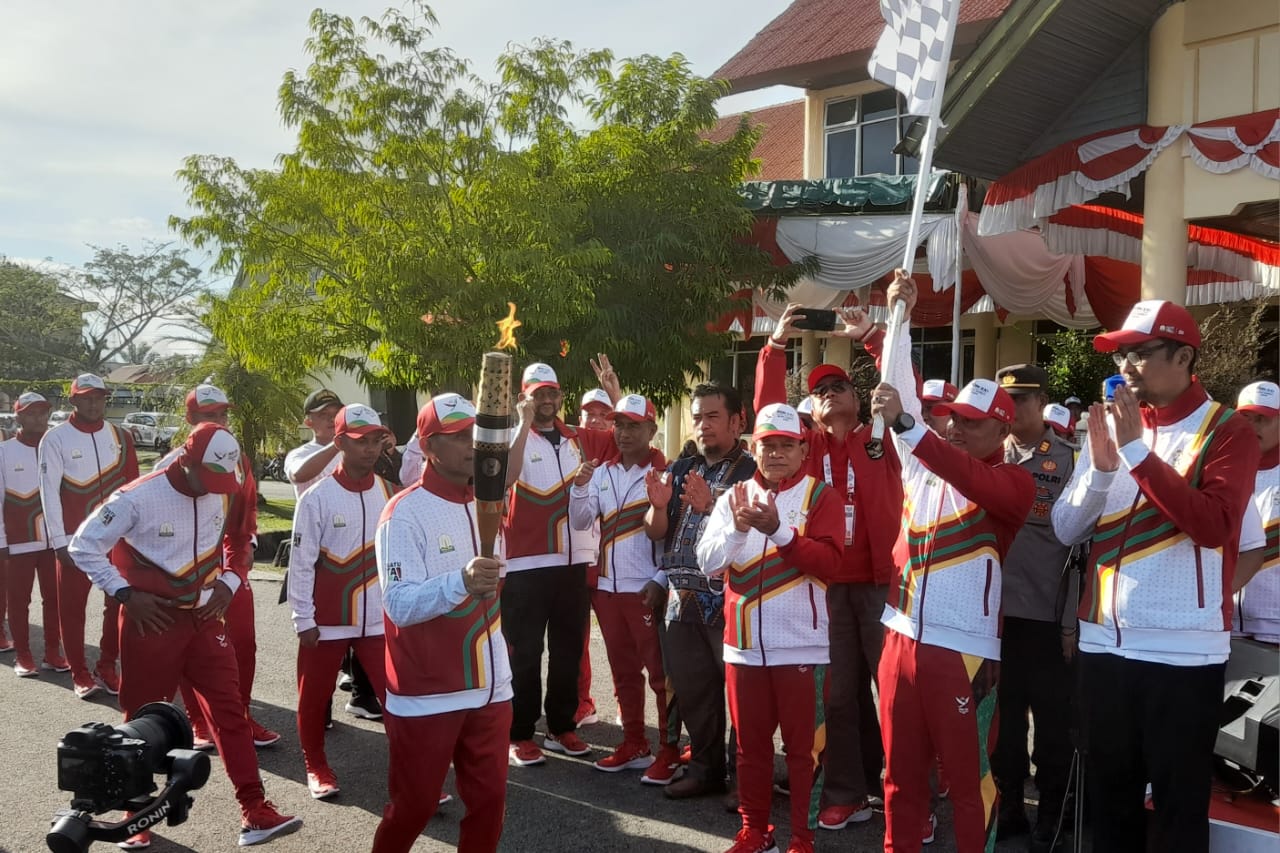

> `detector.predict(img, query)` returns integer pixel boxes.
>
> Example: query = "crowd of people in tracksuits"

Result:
[1,269,1276,853]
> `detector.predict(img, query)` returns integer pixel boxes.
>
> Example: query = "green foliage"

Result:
[1036,328,1116,404]
[0,258,87,380]
[172,3,801,407]
[1196,296,1277,404]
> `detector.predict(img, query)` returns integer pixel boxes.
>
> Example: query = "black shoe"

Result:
[772,772,790,796]
[722,780,739,813]
[997,806,1031,840]
[345,694,382,720]
[1029,806,1068,852]
[663,774,726,800]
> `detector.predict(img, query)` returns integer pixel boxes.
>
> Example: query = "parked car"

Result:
[0,413,13,438]
[122,412,181,450]
[49,411,71,425]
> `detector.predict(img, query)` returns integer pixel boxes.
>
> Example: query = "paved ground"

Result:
[0,570,1064,853]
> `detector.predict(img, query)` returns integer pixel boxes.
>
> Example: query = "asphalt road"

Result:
[0,570,1057,853]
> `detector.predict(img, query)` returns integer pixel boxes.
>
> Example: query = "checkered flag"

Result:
[867,0,957,117]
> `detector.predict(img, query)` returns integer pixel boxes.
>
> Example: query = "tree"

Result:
[1196,296,1277,404]
[62,241,209,372]
[1037,328,1116,404]
[172,4,797,406]
[0,257,87,380]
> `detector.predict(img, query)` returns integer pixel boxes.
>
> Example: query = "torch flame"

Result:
[495,302,521,350]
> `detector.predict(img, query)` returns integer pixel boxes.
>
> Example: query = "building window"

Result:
[824,90,920,179]
[708,337,801,429]
[909,326,975,385]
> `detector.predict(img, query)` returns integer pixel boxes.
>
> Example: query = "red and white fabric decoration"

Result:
[1185,110,1280,180]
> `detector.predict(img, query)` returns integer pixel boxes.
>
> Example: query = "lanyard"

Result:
[822,453,856,499]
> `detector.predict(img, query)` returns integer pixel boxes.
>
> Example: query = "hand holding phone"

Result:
[792,308,837,332]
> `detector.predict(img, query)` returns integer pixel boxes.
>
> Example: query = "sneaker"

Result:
[15,654,38,678]
[724,826,778,853]
[95,664,120,695]
[250,720,281,748]
[594,742,654,772]
[344,695,382,720]
[438,792,453,806]
[192,732,216,752]
[0,636,12,652]
[679,743,691,765]
[784,839,814,853]
[574,699,600,726]
[817,799,874,830]
[772,773,790,796]
[544,731,591,757]
[337,672,353,692]
[922,812,937,846]
[640,745,682,785]
[663,775,727,799]
[42,656,71,673]
[307,768,340,800]
[238,801,301,847]
[509,740,546,766]
[74,677,102,700]
[118,830,152,849]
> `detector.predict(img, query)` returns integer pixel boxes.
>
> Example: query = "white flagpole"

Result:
[871,0,964,447]
[951,182,968,385]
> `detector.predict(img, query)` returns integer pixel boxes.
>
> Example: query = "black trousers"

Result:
[501,563,589,740]
[822,582,888,805]
[663,619,734,785]
[1079,650,1225,853]
[992,616,1073,813]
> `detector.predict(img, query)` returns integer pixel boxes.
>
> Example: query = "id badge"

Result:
[844,505,855,546]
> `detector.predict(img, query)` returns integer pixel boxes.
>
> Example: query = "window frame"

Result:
[822,91,917,179]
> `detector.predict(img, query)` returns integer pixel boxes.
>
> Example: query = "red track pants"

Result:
[593,589,670,746]
[57,554,118,681]
[727,662,828,847]
[879,630,1000,853]
[180,582,257,733]
[5,550,60,660]
[371,700,513,853]
[118,608,265,814]
[297,635,387,771]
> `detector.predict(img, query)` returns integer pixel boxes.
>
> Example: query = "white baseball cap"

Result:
[335,404,392,438]
[796,397,814,416]
[609,394,656,423]
[1237,381,1280,417]
[522,363,559,393]
[70,374,108,396]
[1043,403,1073,436]
[580,388,612,410]
[417,393,477,439]
[182,423,244,494]
[14,392,50,412]
[931,379,1015,424]
[753,403,805,440]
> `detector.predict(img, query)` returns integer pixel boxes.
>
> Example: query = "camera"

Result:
[47,702,210,853]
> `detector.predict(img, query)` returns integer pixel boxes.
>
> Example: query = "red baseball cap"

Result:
[14,392,51,412]
[1093,300,1202,353]
[185,384,232,422]
[608,394,656,423]
[931,379,1016,424]
[181,423,244,495]
[1237,381,1280,417]
[521,363,559,393]
[70,374,108,397]
[417,393,477,440]
[807,364,852,393]
[335,404,392,439]
[922,379,959,403]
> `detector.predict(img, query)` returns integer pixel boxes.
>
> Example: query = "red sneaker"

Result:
[118,829,152,849]
[250,719,281,748]
[438,792,453,805]
[307,767,340,800]
[784,839,814,853]
[573,699,599,726]
[923,812,937,845]
[509,740,546,766]
[593,742,654,772]
[641,744,682,786]
[0,633,12,652]
[817,799,874,830]
[544,731,591,757]
[724,826,779,853]
[238,801,301,846]
[191,721,216,752]
[95,664,120,696]
[42,655,70,673]
[73,675,102,700]
[14,653,38,678]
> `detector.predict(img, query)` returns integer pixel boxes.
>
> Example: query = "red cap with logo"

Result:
[922,379,959,403]
[807,364,852,393]
[580,388,612,411]
[753,403,806,440]
[181,423,244,495]
[1093,300,1202,353]
[14,392,51,412]
[70,374,108,397]
[335,404,392,439]
[185,384,232,422]
[521,363,559,393]
[1237,381,1280,417]
[417,393,477,440]
[931,379,1016,424]
[608,394,656,423]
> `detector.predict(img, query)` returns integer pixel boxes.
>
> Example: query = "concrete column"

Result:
[1142,4,1189,304]
[800,335,821,374]
[663,400,684,459]
[824,336,852,370]
[973,313,997,379]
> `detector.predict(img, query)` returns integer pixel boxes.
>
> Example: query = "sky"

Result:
[0,0,800,275]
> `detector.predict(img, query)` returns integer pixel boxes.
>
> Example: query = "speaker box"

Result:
[1217,638,1279,788]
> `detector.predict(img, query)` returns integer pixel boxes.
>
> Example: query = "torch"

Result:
[474,351,513,568]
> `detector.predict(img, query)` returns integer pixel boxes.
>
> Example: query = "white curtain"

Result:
[775,214,957,293]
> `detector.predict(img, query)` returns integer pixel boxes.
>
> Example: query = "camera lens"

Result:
[117,702,194,773]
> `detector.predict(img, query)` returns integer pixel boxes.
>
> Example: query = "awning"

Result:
[978,110,1280,236]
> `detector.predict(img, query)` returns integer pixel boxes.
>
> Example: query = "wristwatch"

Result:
[114,586,133,605]
[890,412,916,435]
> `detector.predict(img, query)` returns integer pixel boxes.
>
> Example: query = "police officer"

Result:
[992,364,1077,851]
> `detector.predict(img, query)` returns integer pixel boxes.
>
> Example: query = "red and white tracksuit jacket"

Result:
[376,466,512,717]
[1053,381,1260,665]
[39,415,138,548]
[66,466,235,604]
[0,431,51,555]
[285,439,339,499]
[503,421,614,573]
[568,451,665,593]
[1237,448,1280,641]
[697,471,846,665]
[755,331,904,584]
[289,467,392,639]
[155,448,258,585]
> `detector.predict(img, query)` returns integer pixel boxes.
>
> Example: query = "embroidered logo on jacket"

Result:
[332,514,346,528]
[159,523,175,538]
[386,562,402,582]
[72,450,83,460]
[439,534,455,554]
[100,507,115,526]
[955,696,970,716]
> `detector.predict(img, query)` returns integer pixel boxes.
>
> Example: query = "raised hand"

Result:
[1087,403,1120,473]
[573,459,600,488]
[728,482,751,532]
[515,393,535,425]
[590,353,622,402]
[771,302,804,345]
[887,269,919,315]
[1111,384,1144,447]
[645,468,673,510]
[679,471,714,514]
[740,491,781,535]
[832,306,875,342]
[870,382,904,423]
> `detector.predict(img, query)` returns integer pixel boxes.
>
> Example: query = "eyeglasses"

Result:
[812,381,852,398]
[1111,342,1172,368]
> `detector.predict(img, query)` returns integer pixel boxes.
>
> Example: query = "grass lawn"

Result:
[257,497,296,534]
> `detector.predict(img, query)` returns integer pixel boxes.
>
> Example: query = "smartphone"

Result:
[792,308,837,332]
